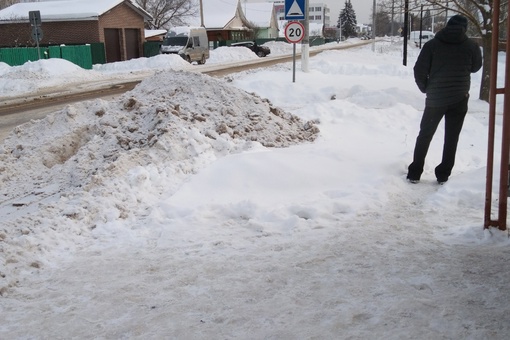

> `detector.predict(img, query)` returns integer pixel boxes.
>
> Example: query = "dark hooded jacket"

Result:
[413,24,482,107]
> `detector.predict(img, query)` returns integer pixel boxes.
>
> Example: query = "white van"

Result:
[160,26,209,64]
[410,30,435,47]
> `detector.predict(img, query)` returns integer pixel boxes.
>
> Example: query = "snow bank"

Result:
[0,70,318,294]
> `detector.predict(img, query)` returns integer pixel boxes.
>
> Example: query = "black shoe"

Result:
[437,179,448,185]
[407,178,419,184]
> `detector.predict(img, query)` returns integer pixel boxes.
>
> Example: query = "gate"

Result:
[104,28,122,63]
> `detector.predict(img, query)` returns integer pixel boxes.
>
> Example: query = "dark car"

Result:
[230,41,271,57]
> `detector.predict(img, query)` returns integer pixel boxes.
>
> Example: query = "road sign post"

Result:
[29,11,42,59]
[31,26,43,42]
[285,21,305,82]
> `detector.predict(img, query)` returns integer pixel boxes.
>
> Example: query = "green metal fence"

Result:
[0,47,41,66]
[144,41,161,58]
[0,44,105,69]
[47,45,61,58]
[0,39,328,69]
[60,45,92,69]
[89,43,106,65]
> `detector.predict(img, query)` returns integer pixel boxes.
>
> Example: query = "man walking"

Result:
[407,14,482,184]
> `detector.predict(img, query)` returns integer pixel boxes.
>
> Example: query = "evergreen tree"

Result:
[338,0,358,38]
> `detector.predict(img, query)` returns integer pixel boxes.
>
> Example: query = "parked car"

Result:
[409,30,435,47]
[230,41,270,57]
[160,26,209,64]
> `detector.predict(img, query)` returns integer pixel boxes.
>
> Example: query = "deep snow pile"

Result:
[0,70,318,294]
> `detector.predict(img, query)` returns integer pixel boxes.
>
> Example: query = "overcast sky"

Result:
[242,0,374,25]
[327,0,373,25]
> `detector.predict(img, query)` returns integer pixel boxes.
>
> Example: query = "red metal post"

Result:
[484,0,500,229]
[497,9,510,230]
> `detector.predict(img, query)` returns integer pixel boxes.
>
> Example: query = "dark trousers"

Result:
[408,96,469,181]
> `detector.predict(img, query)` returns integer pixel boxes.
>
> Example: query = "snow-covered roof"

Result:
[144,29,167,39]
[0,0,151,23]
[188,0,275,30]
[200,0,239,29]
[243,2,274,27]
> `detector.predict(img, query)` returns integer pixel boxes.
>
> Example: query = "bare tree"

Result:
[424,0,509,102]
[134,0,197,29]
[373,6,393,36]
[0,0,19,10]
[377,0,409,35]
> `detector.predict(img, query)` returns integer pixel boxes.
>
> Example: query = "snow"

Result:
[198,0,238,29]
[0,0,143,21]
[1,39,510,338]
[243,2,275,27]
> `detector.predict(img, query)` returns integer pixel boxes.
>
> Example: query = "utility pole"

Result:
[199,0,204,27]
[372,0,376,51]
[419,4,424,48]
[301,0,309,72]
[391,0,395,38]
[403,0,409,65]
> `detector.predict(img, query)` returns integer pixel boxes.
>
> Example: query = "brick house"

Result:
[0,0,152,62]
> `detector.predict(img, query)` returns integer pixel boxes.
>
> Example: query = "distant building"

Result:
[356,23,370,35]
[0,0,152,62]
[242,2,278,39]
[145,29,167,42]
[193,0,278,44]
[263,0,331,27]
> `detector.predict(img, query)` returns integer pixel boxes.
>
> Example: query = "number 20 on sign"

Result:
[284,21,305,44]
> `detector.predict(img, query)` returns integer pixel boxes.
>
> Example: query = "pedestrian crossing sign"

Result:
[285,0,305,20]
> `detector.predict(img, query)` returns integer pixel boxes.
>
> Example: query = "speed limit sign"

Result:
[284,21,305,44]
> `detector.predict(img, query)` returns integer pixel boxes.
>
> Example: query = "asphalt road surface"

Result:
[0,40,373,143]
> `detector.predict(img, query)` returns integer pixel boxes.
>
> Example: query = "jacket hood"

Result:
[435,25,468,44]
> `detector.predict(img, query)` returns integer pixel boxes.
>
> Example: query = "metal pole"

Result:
[30,15,41,60]
[391,0,395,38]
[293,43,296,82]
[339,14,342,42]
[35,33,41,60]
[498,2,510,231]
[485,0,500,228]
[419,4,423,48]
[199,0,204,27]
[372,0,376,51]
[301,0,309,72]
[445,0,448,21]
[403,0,409,66]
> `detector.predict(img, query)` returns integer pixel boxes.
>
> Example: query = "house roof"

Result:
[0,0,152,23]
[243,2,275,28]
[200,0,239,29]
[144,29,167,39]
[191,0,275,30]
